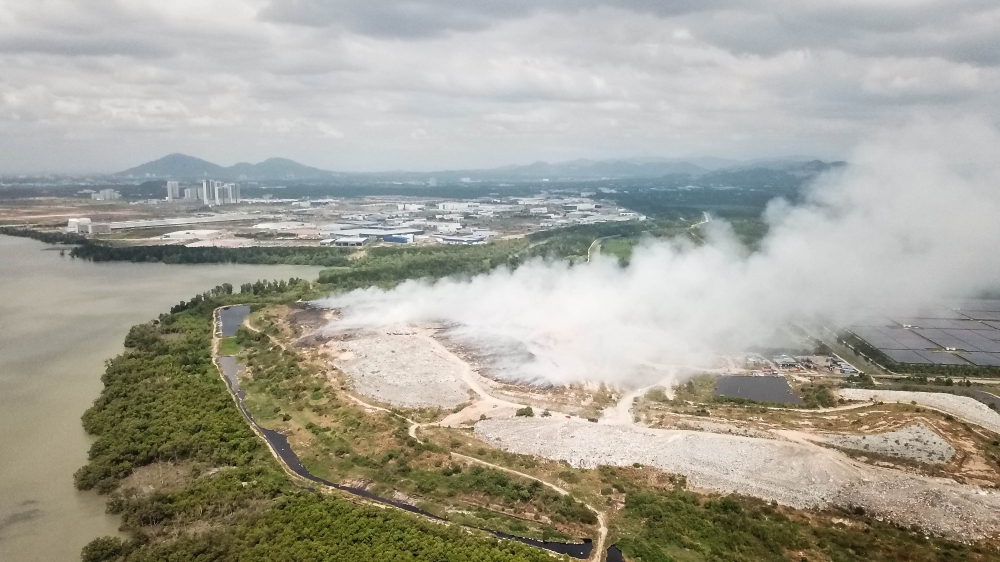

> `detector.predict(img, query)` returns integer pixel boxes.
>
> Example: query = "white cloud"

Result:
[0,1,997,172]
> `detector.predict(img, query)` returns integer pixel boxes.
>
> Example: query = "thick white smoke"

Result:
[315,119,1000,386]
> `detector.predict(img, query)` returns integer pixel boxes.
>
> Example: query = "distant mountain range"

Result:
[115,153,336,180]
[115,153,844,182]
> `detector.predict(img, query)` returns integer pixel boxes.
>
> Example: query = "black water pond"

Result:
[215,308,592,559]
[606,544,625,562]
[714,375,803,405]
[219,305,251,336]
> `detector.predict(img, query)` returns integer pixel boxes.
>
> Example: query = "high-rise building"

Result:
[201,180,240,205]
[166,181,180,201]
[90,189,121,201]
[184,187,200,200]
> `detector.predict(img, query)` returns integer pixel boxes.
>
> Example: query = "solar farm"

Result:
[846,300,1000,366]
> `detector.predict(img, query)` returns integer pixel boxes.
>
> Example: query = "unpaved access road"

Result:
[476,417,1000,540]
[840,389,1000,435]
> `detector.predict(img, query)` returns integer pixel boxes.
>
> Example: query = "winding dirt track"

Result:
[236,312,610,559]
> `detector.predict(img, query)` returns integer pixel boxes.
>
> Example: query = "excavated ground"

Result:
[826,423,956,464]
[475,417,1000,540]
[329,329,473,409]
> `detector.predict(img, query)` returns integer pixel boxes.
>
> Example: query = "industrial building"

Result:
[91,189,121,201]
[440,234,487,245]
[321,236,370,247]
[66,218,111,234]
[436,202,476,211]
[66,218,91,233]
[383,234,414,244]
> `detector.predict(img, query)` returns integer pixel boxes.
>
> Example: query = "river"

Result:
[0,235,320,562]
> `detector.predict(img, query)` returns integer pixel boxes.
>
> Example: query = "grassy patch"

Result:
[217,337,243,356]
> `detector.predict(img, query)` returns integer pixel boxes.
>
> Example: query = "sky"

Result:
[1,1,998,174]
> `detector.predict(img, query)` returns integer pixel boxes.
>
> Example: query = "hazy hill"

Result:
[116,153,226,179]
[225,157,335,180]
[486,158,708,179]
[115,154,334,180]
[115,153,844,183]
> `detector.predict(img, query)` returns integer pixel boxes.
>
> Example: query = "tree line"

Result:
[77,286,555,562]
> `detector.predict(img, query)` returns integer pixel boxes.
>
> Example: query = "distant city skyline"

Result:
[2,1,997,174]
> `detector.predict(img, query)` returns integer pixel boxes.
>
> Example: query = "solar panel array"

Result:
[846,300,1000,366]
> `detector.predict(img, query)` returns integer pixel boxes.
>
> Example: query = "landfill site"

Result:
[302,313,1000,542]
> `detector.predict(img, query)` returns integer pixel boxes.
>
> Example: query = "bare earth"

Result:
[839,389,1000,434]
[329,329,472,408]
[825,423,956,464]
[475,417,1000,540]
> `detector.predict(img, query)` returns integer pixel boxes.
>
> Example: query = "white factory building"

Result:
[321,236,370,247]
[66,218,111,234]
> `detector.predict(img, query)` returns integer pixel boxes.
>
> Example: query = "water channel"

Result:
[0,235,320,562]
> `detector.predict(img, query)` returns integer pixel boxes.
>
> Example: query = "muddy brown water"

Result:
[0,235,320,562]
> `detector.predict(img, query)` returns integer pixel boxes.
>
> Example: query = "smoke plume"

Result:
[315,119,1000,386]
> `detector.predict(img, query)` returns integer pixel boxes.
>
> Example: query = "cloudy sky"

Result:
[1,0,998,173]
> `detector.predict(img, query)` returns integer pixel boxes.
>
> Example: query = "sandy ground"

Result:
[840,389,1000,434]
[825,423,955,464]
[475,417,1000,540]
[329,329,472,408]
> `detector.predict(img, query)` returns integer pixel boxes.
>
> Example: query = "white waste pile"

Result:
[333,331,471,408]
[826,423,955,464]
[476,417,858,508]
[475,417,1000,540]
[839,389,1000,434]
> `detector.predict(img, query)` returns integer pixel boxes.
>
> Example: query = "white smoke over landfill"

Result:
[315,119,1000,386]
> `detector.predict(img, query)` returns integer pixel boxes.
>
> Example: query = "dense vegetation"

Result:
[598,186,792,220]
[73,242,353,266]
[0,226,87,244]
[74,285,554,562]
[316,240,528,288]
[604,468,992,562]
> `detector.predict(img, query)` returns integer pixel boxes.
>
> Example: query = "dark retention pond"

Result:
[213,307,592,559]
[218,305,251,336]
[714,375,803,405]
